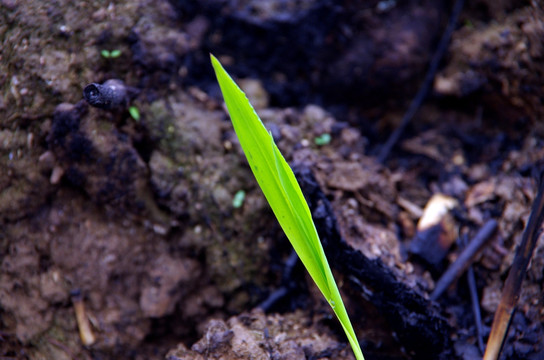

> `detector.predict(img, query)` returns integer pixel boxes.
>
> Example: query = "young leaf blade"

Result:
[211,54,365,360]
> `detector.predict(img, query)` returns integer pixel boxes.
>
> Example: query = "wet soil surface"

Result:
[1,1,543,359]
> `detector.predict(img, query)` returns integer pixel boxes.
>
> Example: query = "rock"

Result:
[166,309,354,360]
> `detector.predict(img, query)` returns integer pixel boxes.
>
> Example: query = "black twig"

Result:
[467,264,485,353]
[282,249,300,283]
[258,287,289,311]
[462,234,485,354]
[377,0,465,163]
[259,250,299,311]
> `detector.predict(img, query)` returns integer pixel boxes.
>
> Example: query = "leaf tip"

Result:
[210,53,222,72]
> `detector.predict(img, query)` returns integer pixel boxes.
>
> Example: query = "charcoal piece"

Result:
[293,164,453,360]
[83,79,139,110]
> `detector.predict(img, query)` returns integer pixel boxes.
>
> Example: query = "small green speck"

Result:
[100,49,111,58]
[110,49,122,58]
[232,190,246,208]
[314,133,331,146]
[129,106,140,121]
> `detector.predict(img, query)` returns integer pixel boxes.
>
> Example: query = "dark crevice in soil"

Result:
[169,0,448,109]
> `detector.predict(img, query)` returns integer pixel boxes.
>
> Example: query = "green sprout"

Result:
[314,133,331,146]
[211,55,365,360]
[232,190,246,208]
[129,106,141,122]
[100,49,122,59]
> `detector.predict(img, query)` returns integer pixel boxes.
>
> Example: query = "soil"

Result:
[1,1,543,359]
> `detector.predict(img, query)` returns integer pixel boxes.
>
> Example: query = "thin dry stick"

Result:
[430,219,498,300]
[378,0,465,163]
[483,175,544,360]
[71,289,96,347]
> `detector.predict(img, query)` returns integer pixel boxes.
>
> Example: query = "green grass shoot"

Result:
[211,54,365,360]
[129,106,141,122]
[232,189,246,208]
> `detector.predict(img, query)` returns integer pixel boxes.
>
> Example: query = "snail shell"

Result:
[83,79,128,110]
